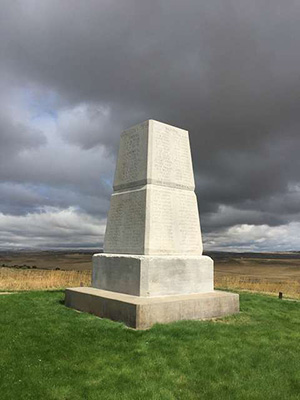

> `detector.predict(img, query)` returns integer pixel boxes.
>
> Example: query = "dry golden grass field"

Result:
[213,253,300,299]
[0,251,299,298]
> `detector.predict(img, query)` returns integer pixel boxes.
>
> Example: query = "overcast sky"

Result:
[1,0,300,251]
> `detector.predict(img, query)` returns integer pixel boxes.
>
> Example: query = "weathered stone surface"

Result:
[113,121,149,191]
[65,287,239,330]
[105,120,201,255]
[104,187,146,254]
[113,120,194,192]
[145,185,202,255]
[104,185,202,255]
[92,253,213,296]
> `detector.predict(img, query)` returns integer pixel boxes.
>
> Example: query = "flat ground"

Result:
[0,291,299,400]
[213,252,300,298]
[213,252,300,282]
[1,250,300,277]
[0,251,299,297]
[0,250,94,271]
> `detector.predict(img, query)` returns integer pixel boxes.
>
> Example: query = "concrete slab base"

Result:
[65,287,239,329]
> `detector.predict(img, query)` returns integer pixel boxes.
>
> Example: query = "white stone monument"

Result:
[66,120,239,329]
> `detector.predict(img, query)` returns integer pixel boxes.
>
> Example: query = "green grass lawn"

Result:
[0,291,299,400]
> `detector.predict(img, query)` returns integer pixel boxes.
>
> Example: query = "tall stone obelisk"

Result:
[66,120,239,329]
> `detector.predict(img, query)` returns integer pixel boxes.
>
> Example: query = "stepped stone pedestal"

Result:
[65,120,239,329]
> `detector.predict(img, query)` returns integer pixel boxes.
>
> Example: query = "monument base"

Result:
[65,287,239,330]
[92,253,214,296]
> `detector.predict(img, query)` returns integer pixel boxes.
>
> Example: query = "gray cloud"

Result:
[0,208,105,250]
[0,112,46,159]
[0,0,300,249]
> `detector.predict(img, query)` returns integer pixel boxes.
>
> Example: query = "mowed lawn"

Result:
[0,291,299,400]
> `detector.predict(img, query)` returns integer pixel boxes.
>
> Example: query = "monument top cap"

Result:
[121,119,188,135]
[113,119,195,191]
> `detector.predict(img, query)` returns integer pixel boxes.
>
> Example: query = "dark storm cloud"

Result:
[0,0,300,248]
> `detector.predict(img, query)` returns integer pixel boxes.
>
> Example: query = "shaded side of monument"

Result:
[65,120,239,329]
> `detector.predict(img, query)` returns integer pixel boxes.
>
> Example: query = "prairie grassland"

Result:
[0,250,93,271]
[0,251,299,299]
[0,268,91,291]
[1,266,299,299]
[214,275,300,299]
[214,255,300,299]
